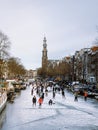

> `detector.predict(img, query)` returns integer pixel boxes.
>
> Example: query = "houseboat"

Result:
[0,89,7,113]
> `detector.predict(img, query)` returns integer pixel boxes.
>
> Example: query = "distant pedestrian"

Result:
[36,87,39,95]
[53,91,55,99]
[62,90,65,98]
[41,92,44,100]
[41,85,44,93]
[45,88,48,96]
[48,99,53,105]
[53,86,55,92]
[31,88,33,95]
[74,92,78,101]
[32,95,37,106]
[84,91,88,101]
[38,97,43,107]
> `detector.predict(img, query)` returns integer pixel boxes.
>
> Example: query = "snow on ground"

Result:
[1,85,98,130]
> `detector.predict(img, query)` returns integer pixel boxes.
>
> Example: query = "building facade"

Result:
[73,46,98,83]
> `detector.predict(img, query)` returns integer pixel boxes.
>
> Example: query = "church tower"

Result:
[42,36,48,69]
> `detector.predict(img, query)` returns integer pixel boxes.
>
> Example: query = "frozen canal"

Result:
[0,86,98,130]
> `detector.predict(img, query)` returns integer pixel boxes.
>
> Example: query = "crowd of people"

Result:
[30,80,88,108]
[30,81,66,108]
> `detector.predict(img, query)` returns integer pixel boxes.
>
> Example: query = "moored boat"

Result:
[0,91,7,113]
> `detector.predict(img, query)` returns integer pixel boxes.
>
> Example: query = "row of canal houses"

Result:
[63,46,98,84]
[47,45,98,84]
[73,46,98,83]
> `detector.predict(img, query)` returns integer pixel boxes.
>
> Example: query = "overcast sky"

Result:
[0,0,98,70]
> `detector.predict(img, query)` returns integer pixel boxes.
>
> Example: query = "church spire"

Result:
[42,36,48,69]
[43,36,47,48]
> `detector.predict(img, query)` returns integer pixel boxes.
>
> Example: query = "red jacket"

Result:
[38,98,43,104]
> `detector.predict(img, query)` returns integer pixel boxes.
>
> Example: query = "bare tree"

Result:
[0,31,11,78]
[7,57,26,78]
[0,30,11,59]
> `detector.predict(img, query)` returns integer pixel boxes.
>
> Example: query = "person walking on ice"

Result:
[53,91,55,99]
[62,90,65,98]
[84,91,88,101]
[38,97,43,108]
[48,99,53,105]
[74,92,78,101]
[32,95,37,106]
